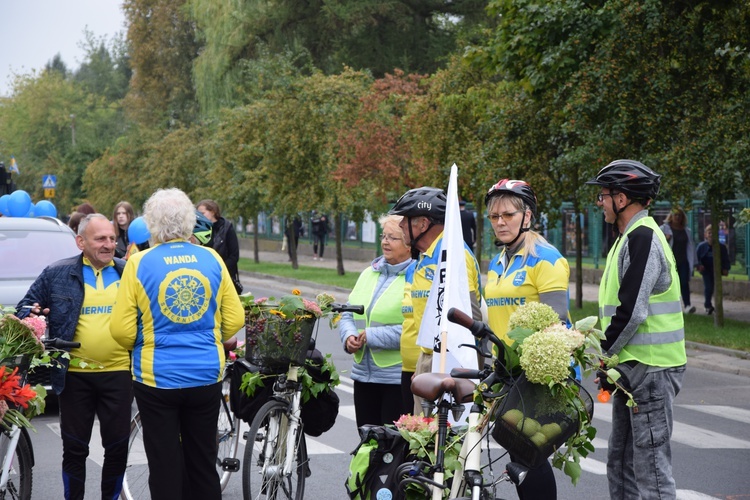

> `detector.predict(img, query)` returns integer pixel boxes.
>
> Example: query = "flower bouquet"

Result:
[489,302,607,485]
[239,289,339,372]
[393,414,462,479]
[0,310,49,429]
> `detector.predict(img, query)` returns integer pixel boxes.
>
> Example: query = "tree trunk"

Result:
[253,213,259,264]
[335,212,345,275]
[574,201,583,310]
[710,204,724,327]
[287,217,299,270]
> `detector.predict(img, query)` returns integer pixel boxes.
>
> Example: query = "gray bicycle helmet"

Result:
[389,187,446,222]
[585,159,661,202]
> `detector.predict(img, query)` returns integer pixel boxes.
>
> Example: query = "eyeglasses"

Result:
[597,193,615,202]
[380,234,403,242]
[487,211,522,223]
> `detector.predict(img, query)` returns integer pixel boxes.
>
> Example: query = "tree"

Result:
[74,30,131,103]
[123,0,201,127]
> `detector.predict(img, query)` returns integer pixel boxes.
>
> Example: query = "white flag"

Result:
[416,164,478,371]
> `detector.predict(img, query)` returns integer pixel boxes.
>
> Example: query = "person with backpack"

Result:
[339,214,413,427]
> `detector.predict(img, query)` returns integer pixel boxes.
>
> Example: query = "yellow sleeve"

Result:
[218,262,245,341]
[110,256,140,350]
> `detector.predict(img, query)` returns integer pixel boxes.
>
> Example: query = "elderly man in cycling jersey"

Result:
[111,188,244,500]
[17,214,131,500]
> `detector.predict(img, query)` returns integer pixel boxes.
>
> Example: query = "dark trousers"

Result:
[701,272,715,309]
[512,456,557,500]
[675,261,692,307]
[313,234,326,258]
[59,371,133,500]
[353,381,406,427]
[401,371,414,415]
[133,381,222,500]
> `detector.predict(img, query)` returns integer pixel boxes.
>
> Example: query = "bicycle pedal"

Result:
[221,458,241,472]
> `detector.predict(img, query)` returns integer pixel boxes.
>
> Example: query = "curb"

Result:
[239,270,750,379]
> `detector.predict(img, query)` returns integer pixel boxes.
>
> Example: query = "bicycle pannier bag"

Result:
[345,424,410,500]
[229,358,276,423]
[301,348,339,436]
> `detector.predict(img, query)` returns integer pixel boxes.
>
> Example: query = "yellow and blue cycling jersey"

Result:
[485,243,569,344]
[401,233,481,363]
[70,258,130,372]
[110,240,245,389]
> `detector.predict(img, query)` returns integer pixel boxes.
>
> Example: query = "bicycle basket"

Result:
[245,311,316,371]
[491,372,594,468]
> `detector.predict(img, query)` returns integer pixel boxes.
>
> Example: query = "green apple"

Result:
[530,432,548,448]
[501,409,524,427]
[540,423,562,441]
[517,417,541,437]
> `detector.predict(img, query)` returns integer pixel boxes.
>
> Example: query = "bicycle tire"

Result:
[217,372,241,490]
[121,412,149,500]
[242,399,306,500]
[0,430,32,500]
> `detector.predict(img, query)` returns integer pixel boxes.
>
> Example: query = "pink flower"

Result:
[302,299,322,317]
[21,316,46,339]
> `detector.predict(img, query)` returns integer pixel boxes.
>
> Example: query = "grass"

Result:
[241,258,750,353]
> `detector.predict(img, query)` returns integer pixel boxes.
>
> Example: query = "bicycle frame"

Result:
[0,425,23,492]
[262,365,304,481]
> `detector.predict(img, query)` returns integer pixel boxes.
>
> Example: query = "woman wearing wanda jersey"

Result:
[483,179,570,500]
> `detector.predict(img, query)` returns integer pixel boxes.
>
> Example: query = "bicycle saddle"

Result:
[411,372,475,404]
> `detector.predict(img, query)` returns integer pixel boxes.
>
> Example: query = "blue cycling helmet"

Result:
[193,210,213,245]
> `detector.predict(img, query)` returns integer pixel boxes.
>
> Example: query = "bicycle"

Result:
[242,302,363,500]
[397,307,592,500]
[120,358,240,500]
[0,337,80,500]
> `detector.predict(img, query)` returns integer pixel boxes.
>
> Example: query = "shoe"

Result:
[312,256,318,261]
[706,306,715,315]
[318,257,324,261]
[684,305,696,314]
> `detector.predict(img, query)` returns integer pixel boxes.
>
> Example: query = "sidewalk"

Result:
[239,248,750,378]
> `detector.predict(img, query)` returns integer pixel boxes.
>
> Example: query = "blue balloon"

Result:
[0,195,10,216]
[8,190,32,217]
[34,199,58,218]
[128,216,150,244]
[26,203,36,217]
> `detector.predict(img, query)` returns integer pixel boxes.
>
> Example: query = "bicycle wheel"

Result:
[242,400,306,500]
[217,372,241,490]
[120,413,150,500]
[0,429,32,500]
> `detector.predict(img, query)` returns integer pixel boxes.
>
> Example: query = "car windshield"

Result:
[0,229,79,278]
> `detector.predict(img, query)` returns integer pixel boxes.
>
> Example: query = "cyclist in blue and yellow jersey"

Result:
[389,186,482,414]
[110,188,245,500]
[587,160,686,500]
[17,213,131,500]
[339,214,413,427]
[484,179,569,500]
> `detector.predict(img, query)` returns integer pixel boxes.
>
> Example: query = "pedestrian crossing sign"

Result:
[42,175,57,188]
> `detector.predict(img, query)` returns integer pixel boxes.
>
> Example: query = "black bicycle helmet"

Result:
[484,179,538,216]
[585,159,661,201]
[193,210,213,246]
[389,187,446,222]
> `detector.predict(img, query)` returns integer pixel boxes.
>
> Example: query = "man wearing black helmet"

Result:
[389,187,482,413]
[586,160,686,499]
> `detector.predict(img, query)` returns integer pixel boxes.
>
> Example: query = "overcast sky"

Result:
[0,1,126,97]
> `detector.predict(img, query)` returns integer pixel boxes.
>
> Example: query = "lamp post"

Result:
[70,114,76,147]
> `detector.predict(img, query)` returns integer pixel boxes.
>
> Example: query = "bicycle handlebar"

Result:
[446,307,505,359]
[330,303,364,315]
[42,337,81,350]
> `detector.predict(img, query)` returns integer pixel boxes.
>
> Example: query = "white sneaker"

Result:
[684,305,696,314]
[312,256,318,261]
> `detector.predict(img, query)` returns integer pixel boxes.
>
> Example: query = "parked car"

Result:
[0,216,79,388]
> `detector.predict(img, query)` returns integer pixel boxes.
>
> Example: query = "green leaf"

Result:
[563,460,582,486]
[574,316,598,332]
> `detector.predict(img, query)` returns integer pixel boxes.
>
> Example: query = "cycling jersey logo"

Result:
[159,269,211,324]
[513,271,527,286]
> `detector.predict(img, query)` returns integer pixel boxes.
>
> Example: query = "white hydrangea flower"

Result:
[542,323,585,352]
[508,302,560,333]
[519,330,570,384]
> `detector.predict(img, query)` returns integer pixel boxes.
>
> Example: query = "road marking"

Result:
[595,403,750,449]
[677,404,750,425]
